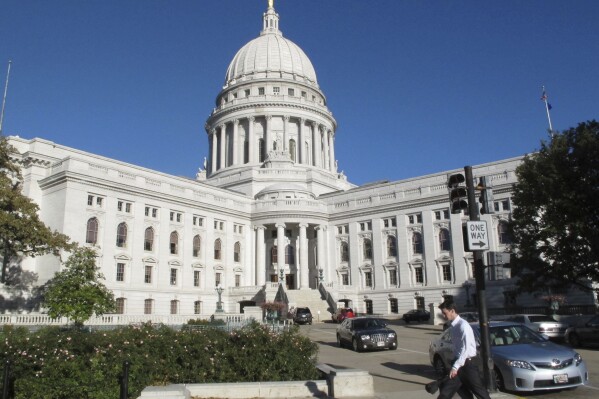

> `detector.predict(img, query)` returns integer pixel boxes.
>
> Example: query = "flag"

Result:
[547,102,552,110]
[541,89,552,109]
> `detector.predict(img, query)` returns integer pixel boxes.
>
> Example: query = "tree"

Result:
[510,120,599,296]
[0,137,72,284]
[43,246,115,327]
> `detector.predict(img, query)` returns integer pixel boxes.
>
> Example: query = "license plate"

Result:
[377,341,385,347]
[553,374,568,384]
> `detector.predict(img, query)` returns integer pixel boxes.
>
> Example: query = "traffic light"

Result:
[448,173,468,214]
[478,176,494,215]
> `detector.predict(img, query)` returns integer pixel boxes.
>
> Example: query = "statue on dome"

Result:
[268,0,274,9]
[203,157,207,170]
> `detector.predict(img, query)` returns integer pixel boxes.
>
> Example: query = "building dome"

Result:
[223,4,318,88]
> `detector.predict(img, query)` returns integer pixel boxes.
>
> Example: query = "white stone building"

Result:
[4,3,593,320]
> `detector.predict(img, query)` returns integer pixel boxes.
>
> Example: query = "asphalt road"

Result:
[299,321,599,399]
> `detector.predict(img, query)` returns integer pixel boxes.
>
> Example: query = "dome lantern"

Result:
[262,0,281,36]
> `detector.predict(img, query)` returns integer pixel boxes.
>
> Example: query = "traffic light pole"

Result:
[464,166,495,392]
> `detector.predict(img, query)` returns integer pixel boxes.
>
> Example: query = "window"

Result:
[215,272,222,286]
[414,266,424,283]
[259,139,265,162]
[365,299,373,314]
[439,229,451,251]
[170,268,178,285]
[340,242,349,262]
[87,195,104,208]
[194,300,202,314]
[288,88,294,96]
[169,231,179,255]
[170,300,179,315]
[289,139,296,162]
[96,197,103,206]
[383,217,396,228]
[193,216,204,226]
[389,298,398,314]
[416,296,425,311]
[214,239,222,260]
[285,245,295,265]
[87,195,93,206]
[116,263,125,282]
[170,211,182,222]
[116,298,125,314]
[498,221,512,244]
[342,273,349,286]
[144,266,152,284]
[214,220,225,231]
[145,206,158,218]
[235,274,241,287]
[359,221,372,231]
[301,91,307,98]
[363,239,372,260]
[86,218,99,244]
[412,232,423,254]
[271,246,278,263]
[502,199,511,211]
[387,236,397,257]
[389,269,398,286]
[144,227,154,251]
[258,87,265,95]
[273,86,280,95]
[364,271,373,287]
[193,235,201,257]
[442,264,452,281]
[443,210,450,219]
[118,200,132,213]
[244,89,250,97]
[144,299,153,315]
[435,211,441,221]
[194,270,201,287]
[116,222,127,248]
[408,214,422,224]
[234,242,241,262]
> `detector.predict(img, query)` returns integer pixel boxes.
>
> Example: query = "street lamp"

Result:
[463,281,472,308]
[279,268,285,285]
[215,285,224,313]
[318,268,324,283]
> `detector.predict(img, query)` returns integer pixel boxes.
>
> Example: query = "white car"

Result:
[503,314,569,339]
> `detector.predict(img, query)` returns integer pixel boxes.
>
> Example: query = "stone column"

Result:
[255,226,266,286]
[283,115,289,151]
[232,119,239,166]
[265,115,272,154]
[316,225,325,283]
[248,117,255,164]
[276,223,286,280]
[211,128,218,172]
[311,122,318,167]
[323,126,330,171]
[298,118,305,164]
[329,130,337,172]
[219,124,226,169]
[299,223,309,289]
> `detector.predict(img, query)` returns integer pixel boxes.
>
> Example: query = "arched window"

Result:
[271,246,278,263]
[363,239,372,260]
[170,231,179,255]
[289,139,296,162]
[259,138,265,162]
[214,239,222,260]
[498,221,512,244]
[234,241,241,262]
[387,236,397,257]
[192,235,201,257]
[439,229,451,251]
[144,227,154,251]
[116,222,127,248]
[86,218,98,244]
[340,242,349,262]
[412,232,423,254]
[285,245,295,265]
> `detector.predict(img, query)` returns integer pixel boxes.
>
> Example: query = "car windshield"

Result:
[353,319,386,330]
[528,315,557,323]
[297,309,310,314]
[487,325,545,346]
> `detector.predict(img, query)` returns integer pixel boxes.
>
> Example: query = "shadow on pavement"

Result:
[381,362,439,380]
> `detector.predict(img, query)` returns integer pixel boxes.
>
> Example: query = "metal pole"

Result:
[2,359,11,399]
[0,60,12,136]
[120,360,130,399]
[464,166,495,392]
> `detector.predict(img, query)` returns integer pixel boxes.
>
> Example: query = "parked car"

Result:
[503,314,569,339]
[336,317,397,352]
[461,312,479,323]
[429,321,588,392]
[332,307,355,323]
[292,307,313,325]
[402,309,430,323]
[565,314,599,348]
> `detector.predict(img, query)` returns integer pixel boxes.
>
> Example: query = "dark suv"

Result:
[402,309,430,323]
[293,307,313,325]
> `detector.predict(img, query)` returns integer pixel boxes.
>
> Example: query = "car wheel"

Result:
[352,338,362,352]
[568,333,581,348]
[404,319,409,324]
[494,368,505,392]
[336,334,343,348]
[433,356,447,378]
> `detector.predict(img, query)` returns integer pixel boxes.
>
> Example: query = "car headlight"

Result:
[360,335,370,341]
[574,353,583,366]
[505,360,535,370]
[388,333,396,338]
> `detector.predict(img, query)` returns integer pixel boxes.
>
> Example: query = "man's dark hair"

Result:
[438,299,458,312]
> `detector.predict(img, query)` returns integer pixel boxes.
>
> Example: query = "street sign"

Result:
[465,221,490,251]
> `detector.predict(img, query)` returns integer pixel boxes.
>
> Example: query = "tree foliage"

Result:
[510,120,599,295]
[43,247,115,326]
[0,136,72,284]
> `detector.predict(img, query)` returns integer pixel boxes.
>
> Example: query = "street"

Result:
[299,321,598,399]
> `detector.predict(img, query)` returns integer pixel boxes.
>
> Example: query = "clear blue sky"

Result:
[1,1,597,186]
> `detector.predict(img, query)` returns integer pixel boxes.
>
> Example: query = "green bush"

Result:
[0,322,319,399]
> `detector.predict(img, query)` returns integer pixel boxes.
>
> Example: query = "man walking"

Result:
[437,300,491,399]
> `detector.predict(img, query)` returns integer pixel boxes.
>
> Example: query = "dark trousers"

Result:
[437,360,491,399]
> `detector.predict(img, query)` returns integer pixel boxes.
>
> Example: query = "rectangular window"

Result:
[273,86,280,95]
[194,301,202,314]
[194,270,201,287]
[170,268,177,285]
[435,211,441,221]
[170,300,178,315]
[416,214,422,223]
[443,210,449,219]
[408,215,414,224]
[177,213,181,222]
[443,264,452,281]
[389,270,397,286]
[416,296,425,311]
[415,267,424,283]
[342,274,349,286]
[288,88,294,96]
[144,266,152,284]
[244,89,250,97]
[215,272,222,286]
[96,197,103,207]
[144,299,153,315]
[170,212,174,221]
[116,298,125,314]
[301,91,307,98]
[145,207,150,217]
[152,208,157,218]
[118,201,123,212]
[116,263,125,282]
[502,199,511,211]
[494,202,500,212]
[235,274,240,287]
[365,271,372,287]
[258,87,265,95]
[390,298,398,314]
[88,195,94,206]
[384,219,389,228]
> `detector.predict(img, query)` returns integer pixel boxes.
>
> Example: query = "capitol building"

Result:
[6,2,556,320]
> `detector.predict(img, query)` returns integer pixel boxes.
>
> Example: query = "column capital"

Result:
[315,225,327,231]
[266,115,272,121]
[249,116,255,122]
[275,222,287,229]
[220,123,227,130]
[310,121,317,128]
[299,117,305,124]
[283,115,290,122]
[233,119,240,125]
[211,128,217,135]
[298,222,309,229]
[254,225,266,231]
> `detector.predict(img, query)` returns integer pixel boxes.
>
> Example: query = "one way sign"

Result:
[465,221,490,251]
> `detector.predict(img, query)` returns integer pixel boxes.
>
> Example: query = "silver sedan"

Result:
[429,321,589,392]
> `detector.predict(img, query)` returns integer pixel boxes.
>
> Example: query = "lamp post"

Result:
[279,268,285,285]
[463,281,472,308]
[318,268,324,283]
[215,285,224,313]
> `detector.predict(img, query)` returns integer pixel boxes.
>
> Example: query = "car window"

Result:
[528,315,556,323]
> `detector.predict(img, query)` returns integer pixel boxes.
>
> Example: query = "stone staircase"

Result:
[285,289,334,322]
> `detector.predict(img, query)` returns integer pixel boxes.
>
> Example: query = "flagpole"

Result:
[0,60,12,136]
[541,85,553,133]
